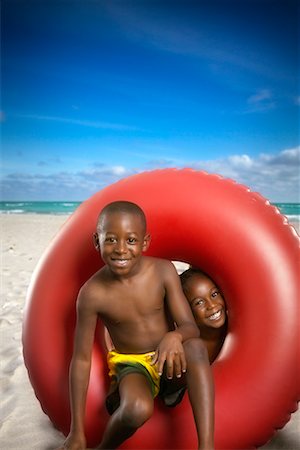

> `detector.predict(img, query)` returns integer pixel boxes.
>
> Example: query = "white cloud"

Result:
[78,165,130,179]
[228,154,253,168]
[190,146,300,202]
[1,148,299,202]
[248,89,272,104]
[112,165,127,176]
[246,89,276,113]
[12,113,139,131]
[105,3,283,81]
[1,164,135,201]
[263,147,299,166]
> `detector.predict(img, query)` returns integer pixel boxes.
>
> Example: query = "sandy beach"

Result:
[1,214,299,450]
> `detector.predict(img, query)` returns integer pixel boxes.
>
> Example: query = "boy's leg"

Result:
[97,373,154,449]
[184,338,215,450]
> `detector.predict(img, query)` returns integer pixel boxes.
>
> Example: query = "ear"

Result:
[142,233,151,252]
[93,232,100,251]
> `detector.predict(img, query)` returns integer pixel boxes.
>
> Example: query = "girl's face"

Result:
[184,274,226,330]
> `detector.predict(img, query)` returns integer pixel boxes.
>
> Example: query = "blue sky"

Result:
[1,0,299,201]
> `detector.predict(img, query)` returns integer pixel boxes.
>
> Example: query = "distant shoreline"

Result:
[1,211,299,236]
[1,201,299,223]
[3,213,297,243]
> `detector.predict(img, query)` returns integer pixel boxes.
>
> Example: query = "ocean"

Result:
[0,201,299,222]
[0,201,81,215]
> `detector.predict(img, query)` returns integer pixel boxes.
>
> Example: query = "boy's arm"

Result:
[164,261,200,340]
[154,261,200,378]
[58,286,99,450]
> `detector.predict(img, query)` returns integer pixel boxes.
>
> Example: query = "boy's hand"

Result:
[152,331,186,379]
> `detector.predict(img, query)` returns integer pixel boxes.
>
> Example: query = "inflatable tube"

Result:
[23,169,299,449]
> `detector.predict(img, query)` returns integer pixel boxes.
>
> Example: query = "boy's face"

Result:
[95,211,150,277]
[184,274,226,330]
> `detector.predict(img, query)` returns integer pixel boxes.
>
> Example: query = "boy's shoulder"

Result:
[78,268,107,302]
[144,256,177,272]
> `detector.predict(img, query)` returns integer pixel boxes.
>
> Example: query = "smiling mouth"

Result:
[111,258,130,266]
[208,310,222,321]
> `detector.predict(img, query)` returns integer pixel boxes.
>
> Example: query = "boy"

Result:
[57,201,214,450]
[180,269,227,363]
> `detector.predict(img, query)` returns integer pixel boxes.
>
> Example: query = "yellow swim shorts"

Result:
[105,350,186,415]
[107,350,160,397]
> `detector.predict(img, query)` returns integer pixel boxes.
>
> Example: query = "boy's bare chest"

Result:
[100,282,165,324]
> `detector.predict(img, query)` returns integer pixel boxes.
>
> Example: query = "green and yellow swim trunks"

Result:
[106,350,161,415]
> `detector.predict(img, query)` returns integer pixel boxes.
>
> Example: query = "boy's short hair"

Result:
[97,201,147,233]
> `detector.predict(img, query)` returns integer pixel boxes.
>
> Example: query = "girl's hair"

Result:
[180,268,211,291]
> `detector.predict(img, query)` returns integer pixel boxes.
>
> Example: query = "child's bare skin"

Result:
[56,201,214,450]
[180,269,227,363]
[157,269,228,409]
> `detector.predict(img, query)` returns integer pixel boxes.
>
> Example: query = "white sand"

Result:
[0,214,299,449]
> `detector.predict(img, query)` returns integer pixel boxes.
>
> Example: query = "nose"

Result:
[115,240,127,254]
[206,298,215,310]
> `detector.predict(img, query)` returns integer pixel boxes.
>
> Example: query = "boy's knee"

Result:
[183,337,208,363]
[119,397,153,429]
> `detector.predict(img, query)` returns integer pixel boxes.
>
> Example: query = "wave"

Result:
[1,201,299,218]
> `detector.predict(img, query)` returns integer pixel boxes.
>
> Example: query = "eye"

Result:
[211,290,219,299]
[194,298,205,307]
[105,237,117,243]
[127,237,137,244]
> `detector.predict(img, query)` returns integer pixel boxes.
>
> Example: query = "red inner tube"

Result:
[23,169,299,449]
